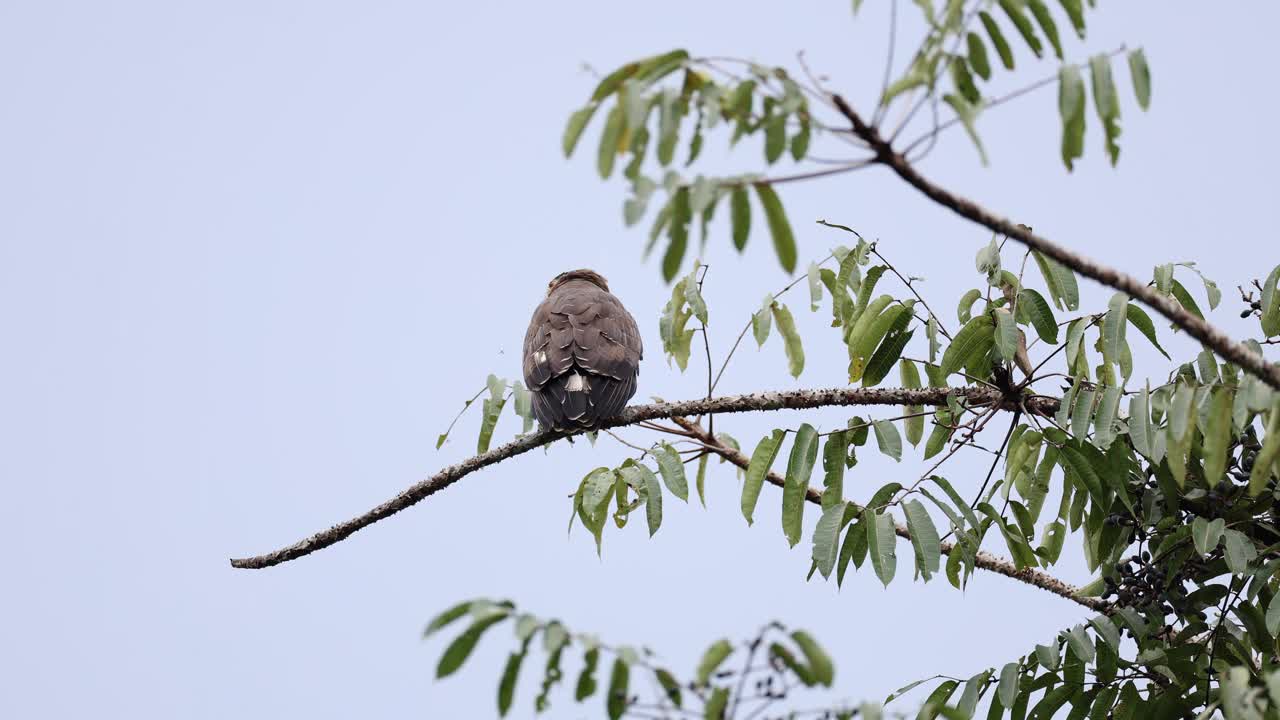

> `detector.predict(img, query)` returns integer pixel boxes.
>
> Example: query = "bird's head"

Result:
[547,269,610,294]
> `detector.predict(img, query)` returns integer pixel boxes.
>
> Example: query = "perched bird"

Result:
[523,269,643,431]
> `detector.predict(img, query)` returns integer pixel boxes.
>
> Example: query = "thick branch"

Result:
[231,386,1047,569]
[671,418,1108,612]
[830,94,1280,391]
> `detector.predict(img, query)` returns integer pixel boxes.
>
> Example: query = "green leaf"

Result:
[873,420,903,462]
[606,658,629,720]
[575,648,599,701]
[662,187,691,282]
[901,361,925,447]
[980,11,1015,70]
[1249,402,1280,496]
[563,104,599,158]
[812,503,847,579]
[1202,387,1235,487]
[1026,0,1063,59]
[437,612,509,678]
[791,631,835,687]
[904,500,941,580]
[656,89,681,167]
[967,32,992,80]
[1127,48,1151,111]
[742,429,785,524]
[754,183,797,273]
[730,186,751,251]
[695,453,708,508]
[942,315,996,378]
[753,295,773,347]
[1192,517,1225,556]
[1101,292,1128,370]
[998,662,1020,708]
[999,0,1043,58]
[704,687,728,719]
[1124,304,1169,358]
[943,94,988,165]
[631,462,663,537]
[821,430,849,509]
[696,639,733,684]
[1017,288,1058,343]
[591,62,640,102]
[497,642,529,716]
[1065,625,1095,664]
[1033,250,1079,311]
[653,442,689,501]
[866,509,898,587]
[958,288,983,324]
[1224,529,1258,574]
[951,56,981,104]
[791,115,812,161]
[424,600,473,638]
[596,103,625,179]
[807,262,823,311]
[1092,385,1122,449]
[1089,53,1122,166]
[783,424,820,547]
[478,374,508,454]
[772,302,805,378]
[995,308,1018,363]
[1171,278,1204,320]
[764,112,786,164]
[1058,64,1086,171]
[1259,265,1280,337]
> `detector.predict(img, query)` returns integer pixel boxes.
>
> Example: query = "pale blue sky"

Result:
[2,2,1277,718]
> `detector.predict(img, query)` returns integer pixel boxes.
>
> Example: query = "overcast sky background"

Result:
[2,2,1278,718]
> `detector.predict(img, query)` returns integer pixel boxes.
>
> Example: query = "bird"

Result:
[523,269,643,431]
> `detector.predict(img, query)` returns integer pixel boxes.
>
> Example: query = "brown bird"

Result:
[523,269,643,431]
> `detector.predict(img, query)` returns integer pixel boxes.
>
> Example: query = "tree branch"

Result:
[231,386,1051,569]
[670,417,1108,612]
[829,94,1280,391]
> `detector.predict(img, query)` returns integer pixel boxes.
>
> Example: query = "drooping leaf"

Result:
[742,429,785,524]
[783,424,820,547]
[873,420,903,462]
[754,183,798,273]
[1127,48,1151,111]
[1224,529,1258,574]
[1033,250,1079,310]
[1017,288,1058,343]
[967,32,992,80]
[980,11,1015,70]
[812,503,847,579]
[563,104,599,158]
[1125,303,1169,358]
[821,430,848,509]
[901,360,925,447]
[753,295,773,347]
[1058,64,1086,171]
[941,315,996,378]
[1202,386,1235,487]
[605,658,629,720]
[1026,0,1063,59]
[903,499,941,580]
[704,687,728,719]
[866,509,898,587]
[497,641,530,717]
[478,374,508,454]
[790,631,835,687]
[730,185,751,252]
[999,0,1044,58]
[437,612,510,678]
[1089,53,1122,165]
[772,302,806,378]
[695,639,733,684]
[1248,401,1280,496]
[653,442,689,501]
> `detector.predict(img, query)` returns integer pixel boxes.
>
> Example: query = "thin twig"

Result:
[231,385,1050,569]
[830,93,1280,391]
[671,416,1107,611]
